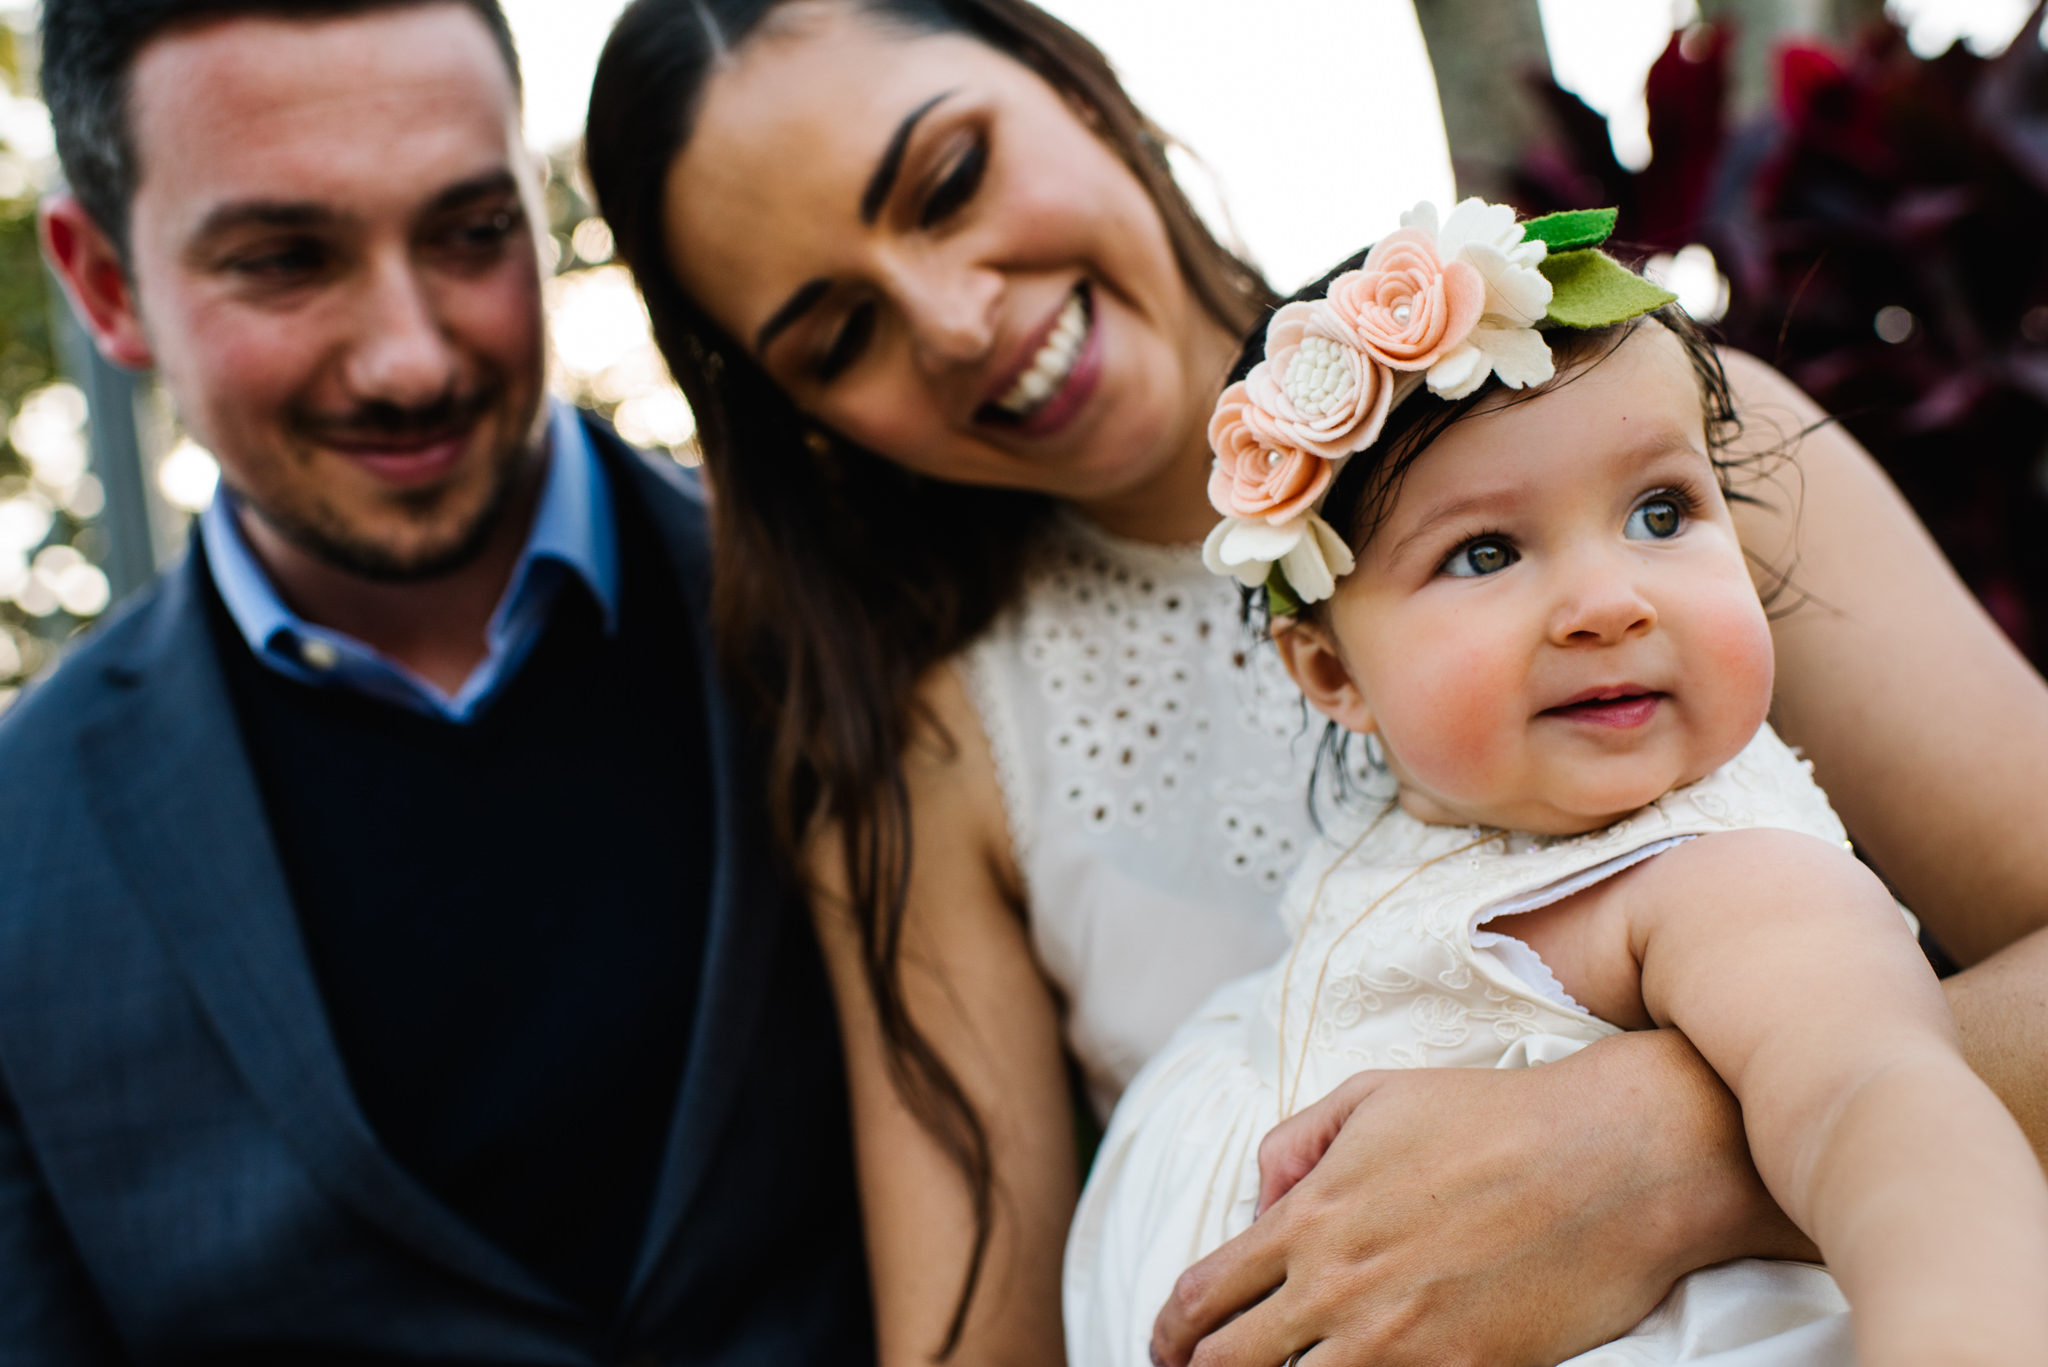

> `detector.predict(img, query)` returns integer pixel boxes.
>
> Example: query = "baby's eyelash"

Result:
[1451,526,1511,554]
[1437,529,1517,578]
[1642,482,1705,515]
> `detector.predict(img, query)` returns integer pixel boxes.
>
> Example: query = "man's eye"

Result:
[227,241,327,278]
[816,301,877,381]
[918,137,987,229]
[443,207,521,256]
[1625,497,1684,540]
[1443,538,1516,578]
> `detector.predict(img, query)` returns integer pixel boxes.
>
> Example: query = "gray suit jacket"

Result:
[0,428,871,1364]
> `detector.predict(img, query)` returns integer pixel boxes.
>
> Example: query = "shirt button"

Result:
[298,638,340,671]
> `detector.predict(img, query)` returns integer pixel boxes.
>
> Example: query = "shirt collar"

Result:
[199,399,620,717]
[502,399,620,635]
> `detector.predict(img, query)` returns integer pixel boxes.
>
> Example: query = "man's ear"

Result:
[1270,615,1376,737]
[40,195,154,371]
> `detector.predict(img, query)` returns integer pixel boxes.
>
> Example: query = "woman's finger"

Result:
[1155,1275,1311,1367]
[1149,1212,1293,1367]
[1255,1071,1388,1217]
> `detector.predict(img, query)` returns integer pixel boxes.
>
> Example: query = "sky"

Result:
[500,0,2043,288]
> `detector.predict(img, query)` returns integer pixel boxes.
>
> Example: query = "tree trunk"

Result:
[1413,0,1554,202]
[1698,0,1890,119]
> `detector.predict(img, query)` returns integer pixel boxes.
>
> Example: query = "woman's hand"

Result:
[1151,1030,1814,1367]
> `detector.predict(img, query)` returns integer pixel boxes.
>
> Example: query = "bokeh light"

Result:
[1645,244,1730,324]
[157,439,221,514]
[543,249,700,464]
[1888,0,2047,57]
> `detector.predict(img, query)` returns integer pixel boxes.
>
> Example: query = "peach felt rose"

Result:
[1207,380,1332,525]
[1242,302,1394,460]
[1327,229,1485,372]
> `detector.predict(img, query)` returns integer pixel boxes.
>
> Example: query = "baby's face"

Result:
[1298,323,1774,835]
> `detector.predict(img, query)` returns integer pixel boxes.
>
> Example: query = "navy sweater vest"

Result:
[205,481,713,1316]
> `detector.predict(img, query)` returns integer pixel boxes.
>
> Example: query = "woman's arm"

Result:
[1624,828,2048,1364]
[1720,350,2048,1160]
[807,666,1077,1367]
[1720,349,2048,965]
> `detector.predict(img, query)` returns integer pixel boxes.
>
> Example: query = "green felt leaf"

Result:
[1539,250,1677,329]
[1264,565,1303,619]
[1521,208,1617,253]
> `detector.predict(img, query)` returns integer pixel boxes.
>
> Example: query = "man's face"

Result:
[121,3,546,580]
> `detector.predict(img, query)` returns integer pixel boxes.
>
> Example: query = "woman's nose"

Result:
[895,262,1002,373]
[1548,554,1658,646]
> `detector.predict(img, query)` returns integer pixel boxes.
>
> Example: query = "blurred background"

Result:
[0,0,2042,717]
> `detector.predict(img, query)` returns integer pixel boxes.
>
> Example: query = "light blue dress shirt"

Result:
[201,401,620,724]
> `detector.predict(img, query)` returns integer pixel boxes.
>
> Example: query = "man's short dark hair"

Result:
[41,0,524,256]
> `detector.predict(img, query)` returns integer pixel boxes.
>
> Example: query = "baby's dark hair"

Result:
[1235,248,1756,813]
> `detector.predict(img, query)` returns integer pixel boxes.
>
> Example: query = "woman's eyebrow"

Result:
[755,91,957,355]
[755,278,831,355]
[860,90,954,223]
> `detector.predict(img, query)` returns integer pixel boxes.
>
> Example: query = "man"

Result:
[0,1,870,1359]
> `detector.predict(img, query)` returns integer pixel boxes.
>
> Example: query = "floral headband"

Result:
[1202,200,1677,616]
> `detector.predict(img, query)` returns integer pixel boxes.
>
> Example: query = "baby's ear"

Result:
[1270,617,1377,737]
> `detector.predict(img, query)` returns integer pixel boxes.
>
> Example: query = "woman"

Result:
[585,3,2048,1363]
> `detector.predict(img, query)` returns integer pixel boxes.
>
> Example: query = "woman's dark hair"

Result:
[585,1,1273,1354]
[1237,255,1762,816]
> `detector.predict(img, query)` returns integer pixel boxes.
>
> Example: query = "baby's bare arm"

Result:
[1616,830,2048,1364]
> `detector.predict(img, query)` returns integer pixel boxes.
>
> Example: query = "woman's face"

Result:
[664,3,1231,530]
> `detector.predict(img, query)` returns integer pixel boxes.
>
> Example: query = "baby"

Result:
[1063,202,2048,1367]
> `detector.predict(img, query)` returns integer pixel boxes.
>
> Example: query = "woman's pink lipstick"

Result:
[975,283,1101,438]
[1545,688,1664,728]
[1013,310,1102,438]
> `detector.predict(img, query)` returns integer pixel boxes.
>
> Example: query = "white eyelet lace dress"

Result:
[960,515,1335,1122]
[1063,725,1860,1367]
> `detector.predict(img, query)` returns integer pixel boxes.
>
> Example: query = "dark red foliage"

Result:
[1511,6,2048,663]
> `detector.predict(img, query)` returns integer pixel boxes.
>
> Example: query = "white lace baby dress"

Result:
[1065,726,1863,1367]
[960,515,1333,1119]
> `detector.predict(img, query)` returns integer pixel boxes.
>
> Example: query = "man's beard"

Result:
[248,380,540,584]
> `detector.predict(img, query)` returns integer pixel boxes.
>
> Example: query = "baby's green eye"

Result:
[1626,498,1683,540]
[1444,538,1516,578]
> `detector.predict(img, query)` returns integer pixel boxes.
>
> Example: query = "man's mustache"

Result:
[293,382,501,447]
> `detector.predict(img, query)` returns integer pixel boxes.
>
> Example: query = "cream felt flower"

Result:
[1426,320,1557,400]
[1243,302,1394,460]
[1277,513,1356,604]
[1206,379,1334,524]
[1201,509,1355,604]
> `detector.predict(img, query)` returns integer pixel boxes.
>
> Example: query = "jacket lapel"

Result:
[597,433,787,1316]
[75,554,567,1312]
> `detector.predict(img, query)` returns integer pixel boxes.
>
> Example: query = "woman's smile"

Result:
[979,281,1101,435]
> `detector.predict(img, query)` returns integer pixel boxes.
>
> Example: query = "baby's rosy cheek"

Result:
[1694,598,1777,738]
[1379,652,1516,799]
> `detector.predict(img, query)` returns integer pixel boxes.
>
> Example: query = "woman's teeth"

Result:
[995,291,1089,417]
